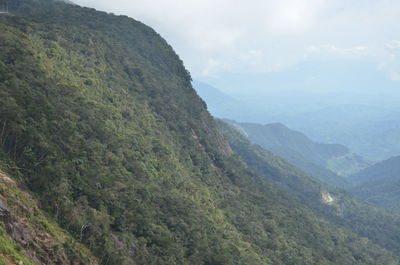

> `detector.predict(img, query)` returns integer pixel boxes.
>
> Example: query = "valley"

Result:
[1,0,400,264]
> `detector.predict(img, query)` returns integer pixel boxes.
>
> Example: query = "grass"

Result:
[0,226,35,265]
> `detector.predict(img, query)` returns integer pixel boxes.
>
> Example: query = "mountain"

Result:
[1,0,400,264]
[279,104,400,162]
[192,80,238,112]
[218,119,400,261]
[201,60,400,98]
[349,156,400,210]
[192,80,278,124]
[194,78,400,162]
[191,80,263,122]
[225,120,368,186]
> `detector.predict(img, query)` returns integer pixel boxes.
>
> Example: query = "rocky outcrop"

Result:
[0,199,11,223]
[321,192,334,203]
[0,170,98,265]
[200,111,233,156]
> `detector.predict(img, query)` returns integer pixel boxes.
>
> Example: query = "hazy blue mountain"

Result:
[192,80,236,104]
[233,121,369,176]
[200,60,400,102]
[349,156,400,210]
[4,0,400,264]
[350,156,400,185]
[218,119,400,262]
[222,120,369,187]
[192,80,239,117]
[191,80,268,122]
[278,104,400,161]
[5,0,400,263]
[194,78,400,162]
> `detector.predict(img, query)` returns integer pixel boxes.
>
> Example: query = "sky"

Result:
[72,0,400,94]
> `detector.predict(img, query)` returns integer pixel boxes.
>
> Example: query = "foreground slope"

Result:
[349,156,400,210]
[1,0,400,264]
[0,167,98,265]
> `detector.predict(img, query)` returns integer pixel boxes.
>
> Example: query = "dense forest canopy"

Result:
[1,0,400,264]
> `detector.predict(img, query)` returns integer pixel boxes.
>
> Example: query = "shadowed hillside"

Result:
[1,0,400,264]
[349,156,400,211]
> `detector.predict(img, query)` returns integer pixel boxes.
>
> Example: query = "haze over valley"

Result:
[1,0,400,264]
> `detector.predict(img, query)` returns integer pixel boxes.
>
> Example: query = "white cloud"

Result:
[377,40,400,81]
[73,0,400,81]
[306,44,369,59]
[259,0,333,35]
[386,41,400,50]
[201,58,232,77]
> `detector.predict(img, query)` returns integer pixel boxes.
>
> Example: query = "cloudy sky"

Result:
[73,0,400,93]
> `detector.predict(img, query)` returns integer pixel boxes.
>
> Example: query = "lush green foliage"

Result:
[218,120,400,262]
[1,0,400,264]
[0,166,97,265]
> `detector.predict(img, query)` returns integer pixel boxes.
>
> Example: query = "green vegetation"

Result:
[349,156,400,210]
[0,0,400,264]
[0,225,35,265]
[218,119,400,262]
[0,165,98,264]
[226,120,369,186]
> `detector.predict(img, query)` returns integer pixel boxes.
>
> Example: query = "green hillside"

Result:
[227,121,368,184]
[1,0,400,264]
[349,156,400,210]
[218,119,400,262]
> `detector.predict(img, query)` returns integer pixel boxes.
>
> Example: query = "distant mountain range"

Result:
[193,80,400,161]
[224,120,369,187]
[193,80,264,122]
[3,0,400,264]
[279,104,400,162]
[217,119,400,263]
[192,80,238,117]
[349,156,400,210]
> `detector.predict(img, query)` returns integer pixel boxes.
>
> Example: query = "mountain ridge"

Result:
[349,156,400,210]
[223,120,368,187]
[1,0,400,264]
[217,119,400,259]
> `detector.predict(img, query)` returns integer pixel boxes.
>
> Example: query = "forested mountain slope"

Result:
[349,156,400,210]
[223,121,347,187]
[233,121,369,178]
[1,0,400,264]
[218,119,400,263]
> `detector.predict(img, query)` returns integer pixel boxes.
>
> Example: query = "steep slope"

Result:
[1,0,400,264]
[218,119,400,261]
[349,156,400,210]
[232,121,369,178]
[350,156,400,185]
[0,167,98,265]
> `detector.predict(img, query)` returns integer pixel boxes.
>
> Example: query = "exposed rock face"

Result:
[321,192,334,203]
[0,199,11,223]
[0,171,16,186]
[200,111,233,156]
[0,170,99,265]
